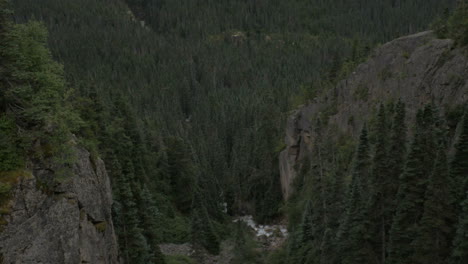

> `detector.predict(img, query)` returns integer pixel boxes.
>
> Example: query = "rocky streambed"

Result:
[159,215,288,263]
[233,215,288,251]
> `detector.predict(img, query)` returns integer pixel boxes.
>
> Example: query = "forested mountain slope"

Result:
[0,3,119,262]
[280,30,467,199]
[0,0,465,263]
[278,5,468,262]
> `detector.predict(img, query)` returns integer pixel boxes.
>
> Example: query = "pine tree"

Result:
[336,126,374,264]
[140,187,166,264]
[387,106,437,264]
[411,138,455,264]
[166,136,195,213]
[450,108,468,212]
[300,199,315,243]
[451,191,468,264]
[0,0,12,37]
[111,156,152,264]
[387,100,407,199]
[190,187,220,255]
[368,104,391,264]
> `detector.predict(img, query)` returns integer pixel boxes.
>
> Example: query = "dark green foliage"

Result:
[450,108,468,210]
[387,107,437,264]
[139,187,166,264]
[231,222,262,264]
[110,155,151,263]
[285,102,464,264]
[0,115,23,171]
[5,0,461,261]
[191,188,220,255]
[165,137,195,214]
[0,4,80,186]
[335,126,374,264]
[451,191,468,264]
[387,100,407,202]
[434,0,468,46]
[300,200,315,244]
[0,0,12,37]
[367,104,391,264]
[411,138,455,264]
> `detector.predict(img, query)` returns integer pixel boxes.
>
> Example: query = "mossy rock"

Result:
[0,169,33,185]
[0,169,33,208]
[94,221,107,233]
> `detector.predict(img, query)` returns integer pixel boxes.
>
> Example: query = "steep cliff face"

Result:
[0,142,120,263]
[280,31,468,199]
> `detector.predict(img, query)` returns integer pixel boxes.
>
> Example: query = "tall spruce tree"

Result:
[411,137,455,264]
[387,100,407,199]
[111,156,152,263]
[450,108,468,211]
[451,191,468,264]
[190,186,220,255]
[368,104,391,264]
[387,106,437,264]
[336,125,374,264]
[139,187,166,264]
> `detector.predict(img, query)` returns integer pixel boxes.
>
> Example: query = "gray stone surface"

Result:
[280,31,468,199]
[0,145,120,263]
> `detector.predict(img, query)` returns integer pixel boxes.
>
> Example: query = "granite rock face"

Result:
[280,31,468,199]
[0,145,120,263]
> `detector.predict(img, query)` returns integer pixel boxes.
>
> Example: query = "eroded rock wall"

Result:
[280,31,468,199]
[0,145,120,263]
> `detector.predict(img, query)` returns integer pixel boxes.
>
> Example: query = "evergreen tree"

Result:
[451,191,468,264]
[450,108,468,211]
[166,136,195,213]
[190,187,220,255]
[387,106,437,264]
[139,187,166,264]
[336,126,374,264]
[112,156,152,263]
[411,138,455,264]
[300,199,315,243]
[368,104,391,264]
[0,0,11,37]
[0,115,23,171]
[387,100,407,198]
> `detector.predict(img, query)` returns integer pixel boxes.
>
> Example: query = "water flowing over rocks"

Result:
[234,215,288,251]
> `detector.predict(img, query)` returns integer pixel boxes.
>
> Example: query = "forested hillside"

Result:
[1,0,465,263]
[279,3,468,264]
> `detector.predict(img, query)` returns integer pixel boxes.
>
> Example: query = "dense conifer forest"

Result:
[1,0,467,263]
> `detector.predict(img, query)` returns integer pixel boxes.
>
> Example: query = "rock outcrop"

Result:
[280,31,468,199]
[0,144,120,263]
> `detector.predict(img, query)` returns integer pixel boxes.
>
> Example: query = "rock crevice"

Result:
[0,145,120,264]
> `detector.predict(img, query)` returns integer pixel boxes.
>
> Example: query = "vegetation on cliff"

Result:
[0,0,466,263]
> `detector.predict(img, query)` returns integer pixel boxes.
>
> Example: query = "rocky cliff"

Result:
[280,31,468,199]
[0,141,120,263]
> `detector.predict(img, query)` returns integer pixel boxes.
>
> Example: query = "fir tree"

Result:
[336,126,374,264]
[300,199,315,243]
[368,104,391,264]
[450,108,468,211]
[139,187,166,264]
[190,187,220,255]
[411,138,455,264]
[112,157,152,263]
[387,100,407,199]
[0,0,12,37]
[387,107,437,264]
[451,191,468,264]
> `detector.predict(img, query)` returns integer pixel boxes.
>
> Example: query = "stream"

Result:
[233,215,288,251]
